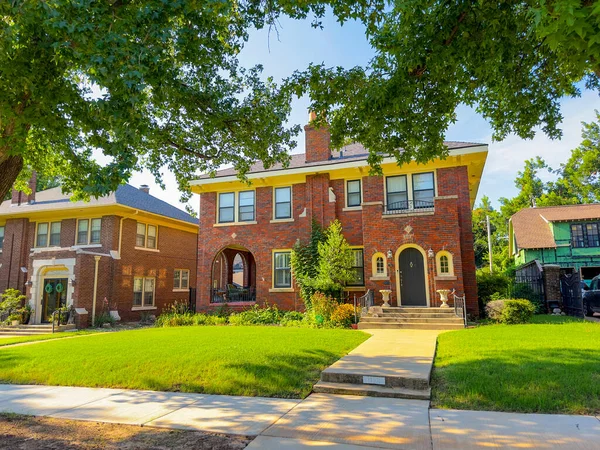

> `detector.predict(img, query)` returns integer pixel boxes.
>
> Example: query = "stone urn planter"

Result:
[380,289,392,308]
[436,289,452,308]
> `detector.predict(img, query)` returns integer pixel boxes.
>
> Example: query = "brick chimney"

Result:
[304,111,331,163]
[139,185,150,194]
[11,172,37,206]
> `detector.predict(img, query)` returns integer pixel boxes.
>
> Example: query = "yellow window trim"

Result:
[136,221,159,250]
[435,250,455,277]
[34,221,61,248]
[272,248,293,290]
[75,218,102,246]
[371,252,388,278]
[133,276,156,307]
[174,268,190,290]
[216,189,256,224]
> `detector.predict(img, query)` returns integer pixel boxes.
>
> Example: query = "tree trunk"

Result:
[0,155,24,202]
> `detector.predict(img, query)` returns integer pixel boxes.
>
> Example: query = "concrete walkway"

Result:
[1,329,600,449]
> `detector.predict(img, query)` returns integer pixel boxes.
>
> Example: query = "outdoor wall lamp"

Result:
[427,248,435,258]
[387,249,393,259]
[24,281,32,287]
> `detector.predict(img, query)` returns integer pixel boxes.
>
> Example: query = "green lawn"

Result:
[432,315,600,415]
[0,331,94,347]
[0,326,368,398]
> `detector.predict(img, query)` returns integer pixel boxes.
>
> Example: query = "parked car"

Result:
[582,275,600,317]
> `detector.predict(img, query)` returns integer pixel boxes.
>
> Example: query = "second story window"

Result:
[346,180,362,207]
[386,175,408,211]
[218,191,255,223]
[238,191,255,222]
[412,172,435,208]
[136,223,157,249]
[77,219,102,245]
[36,222,61,247]
[274,187,292,219]
[0,226,4,250]
[571,223,600,248]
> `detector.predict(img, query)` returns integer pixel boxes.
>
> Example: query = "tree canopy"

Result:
[2,1,599,201]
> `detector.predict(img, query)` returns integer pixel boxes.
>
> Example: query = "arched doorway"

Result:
[210,246,256,303]
[396,246,428,306]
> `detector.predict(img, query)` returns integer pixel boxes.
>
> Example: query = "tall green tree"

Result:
[292,1,600,172]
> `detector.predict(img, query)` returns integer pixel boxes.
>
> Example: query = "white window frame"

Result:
[76,218,102,246]
[133,276,156,307]
[174,269,190,291]
[435,251,455,277]
[216,190,257,225]
[384,170,437,212]
[272,249,293,290]
[35,221,61,248]
[135,222,158,250]
[371,252,388,279]
[0,225,4,251]
[273,186,293,221]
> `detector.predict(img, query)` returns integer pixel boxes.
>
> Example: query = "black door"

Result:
[42,278,68,323]
[399,248,427,306]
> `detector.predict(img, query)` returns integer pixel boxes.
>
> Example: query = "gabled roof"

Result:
[196,141,485,180]
[0,184,197,225]
[511,204,600,250]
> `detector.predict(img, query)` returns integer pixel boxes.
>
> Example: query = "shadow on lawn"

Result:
[431,347,600,415]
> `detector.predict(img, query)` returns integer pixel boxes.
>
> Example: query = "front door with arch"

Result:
[398,248,427,306]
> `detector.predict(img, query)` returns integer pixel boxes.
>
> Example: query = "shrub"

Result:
[502,299,536,324]
[229,304,281,326]
[310,292,338,324]
[330,303,355,328]
[94,312,116,328]
[486,299,535,324]
[282,311,305,321]
[476,271,510,310]
[0,289,26,315]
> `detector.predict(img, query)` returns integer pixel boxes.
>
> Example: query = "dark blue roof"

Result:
[115,184,197,225]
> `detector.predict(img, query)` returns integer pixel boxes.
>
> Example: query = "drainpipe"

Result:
[92,255,101,324]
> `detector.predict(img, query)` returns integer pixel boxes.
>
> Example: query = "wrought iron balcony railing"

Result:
[383,199,435,215]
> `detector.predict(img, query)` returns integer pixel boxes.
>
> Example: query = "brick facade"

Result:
[1,207,197,327]
[195,127,484,316]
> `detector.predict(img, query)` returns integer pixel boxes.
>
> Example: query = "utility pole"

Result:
[487,215,493,273]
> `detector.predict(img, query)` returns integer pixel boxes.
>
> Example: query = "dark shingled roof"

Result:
[198,141,484,179]
[0,184,197,225]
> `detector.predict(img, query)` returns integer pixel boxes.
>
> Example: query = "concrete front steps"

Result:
[0,324,76,336]
[358,307,464,330]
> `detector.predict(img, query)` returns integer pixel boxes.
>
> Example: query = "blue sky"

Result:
[127,13,600,213]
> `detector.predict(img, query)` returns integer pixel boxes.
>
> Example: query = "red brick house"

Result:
[191,116,487,315]
[0,178,198,326]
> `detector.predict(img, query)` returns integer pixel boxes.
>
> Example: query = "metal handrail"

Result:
[353,289,374,323]
[383,199,435,215]
[451,290,467,327]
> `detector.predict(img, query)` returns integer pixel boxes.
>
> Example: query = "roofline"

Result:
[0,202,197,228]
[190,144,488,187]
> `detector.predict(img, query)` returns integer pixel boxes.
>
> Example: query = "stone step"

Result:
[382,307,455,314]
[0,324,76,336]
[380,313,460,319]
[361,316,464,324]
[321,370,429,390]
[313,381,431,400]
[357,322,464,330]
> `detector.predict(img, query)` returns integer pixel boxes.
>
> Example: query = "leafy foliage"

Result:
[290,220,326,307]
[0,289,27,314]
[330,303,356,328]
[485,299,536,325]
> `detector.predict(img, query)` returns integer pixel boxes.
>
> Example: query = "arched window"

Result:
[371,252,388,278]
[376,256,385,275]
[436,251,454,277]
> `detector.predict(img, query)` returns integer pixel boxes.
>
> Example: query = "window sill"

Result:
[370,276,390,281]
[434,275,457,281]
[213,221,257,227]
[343,206,362,212]
[134,246,160,252]
[270,218,294,223]
[269,288,294,293]
[71,244,102,250]
[172,289,189,293]
[132,306,157,311]
[31,246,72,253]
[345,286,366,291]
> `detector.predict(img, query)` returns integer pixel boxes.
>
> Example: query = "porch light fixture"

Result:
[70,277,76,286]
[427,248,435,258]
[24,281,32,287]
[386,250,393,259]
[20,267,28,273]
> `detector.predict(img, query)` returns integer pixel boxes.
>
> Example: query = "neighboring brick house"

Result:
[0,179,198,326]
[191,115,487,315]
[509,204,600,284]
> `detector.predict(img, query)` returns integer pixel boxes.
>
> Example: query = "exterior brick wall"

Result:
[1,212,197,327]
[196,163,480,316]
